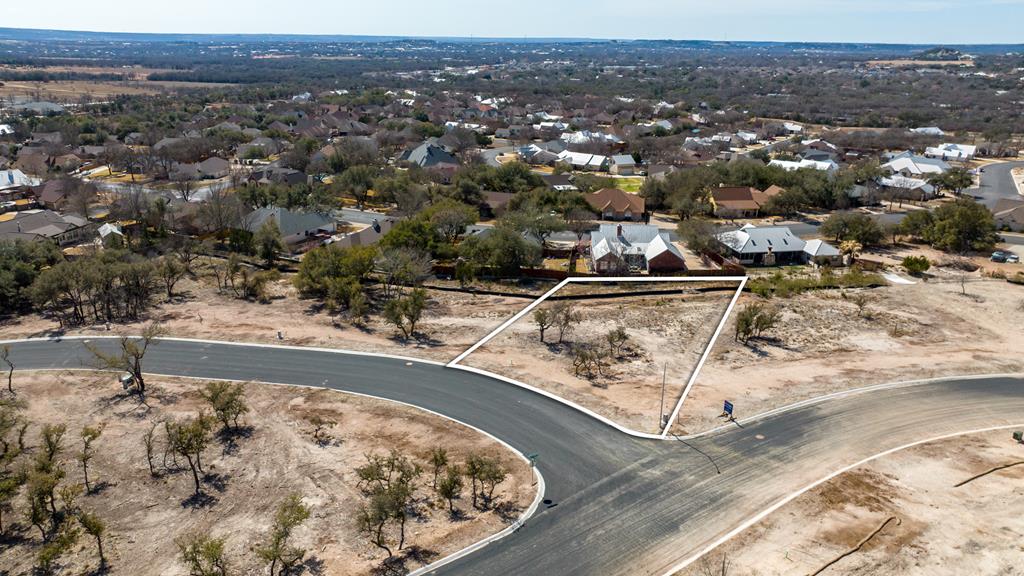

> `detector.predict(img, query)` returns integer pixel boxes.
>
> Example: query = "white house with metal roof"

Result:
[716,224,828,266]
[768,158,839,173]
[925,143,977,161]
[881,152,950,176]
[590,224,685,275]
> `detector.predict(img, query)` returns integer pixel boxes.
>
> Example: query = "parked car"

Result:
[991,251,1020,263]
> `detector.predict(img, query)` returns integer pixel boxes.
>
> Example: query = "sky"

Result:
[7,0,1024,45]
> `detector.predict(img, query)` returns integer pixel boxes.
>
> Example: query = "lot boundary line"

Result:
[661,422,1024,576]
[447,276,748,436]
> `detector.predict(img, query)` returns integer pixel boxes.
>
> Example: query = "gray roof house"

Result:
[0,209,92,245]
[802,239,843,267]
[243,207,336,246]
[590,224,685,275]
[399,141,459,170]
[716,224,836,266]
[609,154,638,175]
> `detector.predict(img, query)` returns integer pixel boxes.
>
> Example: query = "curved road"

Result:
[6,338,1022,575]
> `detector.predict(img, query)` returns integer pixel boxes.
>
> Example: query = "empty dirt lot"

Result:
[461,281,740,433]
[0,372,533,575]
[677,272,1024,435]
[676,429,1024,576]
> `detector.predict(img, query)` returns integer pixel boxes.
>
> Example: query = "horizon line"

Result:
[2,26,1024,49]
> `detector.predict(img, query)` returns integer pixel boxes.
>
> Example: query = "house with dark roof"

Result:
[243,207,336,246]
[540,174,577,191]
[590,224,685,275]
[248,167,310,187]
[197,157,232,179]
[0,209,92,245]
[586,188,646,221]
[710,186,784,218]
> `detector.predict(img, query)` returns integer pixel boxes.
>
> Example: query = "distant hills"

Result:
[914,47,970,60]
[0,27,1021,55]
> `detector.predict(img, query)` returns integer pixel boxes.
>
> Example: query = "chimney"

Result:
[616,224,623,237]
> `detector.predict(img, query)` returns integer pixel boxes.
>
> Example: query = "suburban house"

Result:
[925,143,976,161]
[399,141,460,179]
[327,217,397,249]
[539,174,578,192]
[399,141,459,168]
[716,224,837,266]
[35,179,75,210]
[97,222,125,248]
[590,224,685,274]
[518,144,561,166]
[586,188,645,221]
[557,150,607,171]
[768,158,839,173]
[802,239,843,267]
[882,152,950,176]
[481,191,514,218]
[249,167,310,187]
[608,154,638,175]
[993,198,1024,232]
[878,175,936,199]
[0,209,92,245]
[243,207,336,246]
[710,186,783,218]
[197,157,232,179]
[1,169,35,192]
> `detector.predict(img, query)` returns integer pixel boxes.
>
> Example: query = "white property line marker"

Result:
[447,276,749,437]
[659,422,1024,576]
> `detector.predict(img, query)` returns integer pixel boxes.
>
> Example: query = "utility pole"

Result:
[659,364,667,429]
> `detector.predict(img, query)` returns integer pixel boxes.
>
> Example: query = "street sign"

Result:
[723,400,734,416]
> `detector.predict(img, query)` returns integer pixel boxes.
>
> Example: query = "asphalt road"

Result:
[969,160,1024,209]
[5,338,1022,575]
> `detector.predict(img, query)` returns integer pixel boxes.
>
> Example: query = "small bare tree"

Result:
[78,424,104,493]
[0,346,12,394]
[142,422,158,477]
[533,308,555,343]
[87,323,165,397]
[553,302,581,344]
[305,414,336,446]
[606,326,629,357]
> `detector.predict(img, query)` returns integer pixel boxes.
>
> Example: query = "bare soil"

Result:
[676,430,1024,576]
[0,258,530,365]
[0,372,533,575]
[677,270,1024,434]
[461,282,740,433]
[0,80,233,100]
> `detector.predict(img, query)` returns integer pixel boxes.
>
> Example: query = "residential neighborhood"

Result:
[0,14,1023,576]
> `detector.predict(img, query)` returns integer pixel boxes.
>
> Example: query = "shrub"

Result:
[901,255,931,276]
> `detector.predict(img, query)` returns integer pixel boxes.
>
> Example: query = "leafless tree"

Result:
[0,346,12,394]
[172,174,197,203]
[86,322,165,397]
[198,182,244,234]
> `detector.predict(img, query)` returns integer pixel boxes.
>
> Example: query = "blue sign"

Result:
[723,400,734,416]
